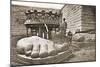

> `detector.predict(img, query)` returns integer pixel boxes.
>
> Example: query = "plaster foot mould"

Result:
[16,36,72,64]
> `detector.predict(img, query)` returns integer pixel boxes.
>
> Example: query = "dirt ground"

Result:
[10,35,96,66]
[63,42,96,63]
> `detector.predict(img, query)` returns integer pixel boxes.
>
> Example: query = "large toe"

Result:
[31,44,40,58]
[31,51,39,58]
[47,41,57,56]
[39,44,48,58]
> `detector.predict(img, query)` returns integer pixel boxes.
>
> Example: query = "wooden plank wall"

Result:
[61,4,96,33]
[11,5,60,36]
[81,6,96,31]
[61,4,82,33]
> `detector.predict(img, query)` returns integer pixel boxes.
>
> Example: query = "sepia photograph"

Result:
[10,0,96,66]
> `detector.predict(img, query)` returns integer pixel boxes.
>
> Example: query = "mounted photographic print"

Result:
[10,0,96,66]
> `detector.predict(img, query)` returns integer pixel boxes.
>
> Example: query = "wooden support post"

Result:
[37,31,39,36]
[38,26,42,37]
[28,28,31,36]
[55,28,56,34]
[26,27,28,37]
[47,32,49,39]
[48,30,51,39]
[43,32,45,38]
[31,28,33,36]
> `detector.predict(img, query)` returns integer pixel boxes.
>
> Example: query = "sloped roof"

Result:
[24,19,59,25]
[24,20,41,24]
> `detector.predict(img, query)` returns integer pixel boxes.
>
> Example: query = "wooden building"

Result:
[61,4,96,33]
[11,5,62,39]
[24,10,61,39]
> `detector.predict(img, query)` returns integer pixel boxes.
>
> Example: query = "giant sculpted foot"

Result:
[16,36,69,58]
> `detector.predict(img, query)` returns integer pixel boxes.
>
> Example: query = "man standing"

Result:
[67,31,73,44]
[60,18,67,36]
